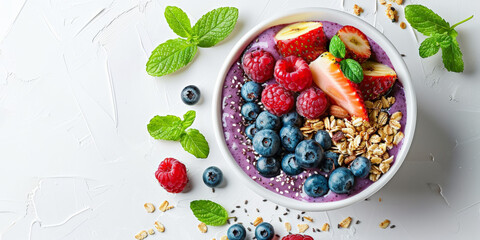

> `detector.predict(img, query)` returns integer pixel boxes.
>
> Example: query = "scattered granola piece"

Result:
[198,222,208,233]
[395,0,403,5]
[379,0,386,5]
[298,223,309,233]
[303,216,314,222]
[135,230,148,240]
[379,197,382,202]
[154,221,165,232]
[144,203,155,213]
[321,223,330,232]
[385,4,398,22]
[380,219,391,229]
[400,22,407,29]
[285,222,292,232]
[338,217,352,228]
[221,236,228,240]
[353,4,364,16]
[147,229,155,235]
[253,217,264,226]
[159,200,169,212]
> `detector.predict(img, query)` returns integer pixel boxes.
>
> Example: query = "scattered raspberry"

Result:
[155,158,188,193]
[274,56,313,92]
[242,50,275,83]
[281,234,314,240]
[296,87,329,119]
[261,84,295,116]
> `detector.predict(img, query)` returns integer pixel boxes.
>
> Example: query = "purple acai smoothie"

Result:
[221,21,407,203]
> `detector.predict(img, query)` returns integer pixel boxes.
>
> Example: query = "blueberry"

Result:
[256,156,281,178]
[256,111,281,131]
[279,126,304,152]
[303,174,329,197]
[241,102,261,121]
[319,151,339,173]
[281,153,303,176]
[295,140,324,169]
[241,81,262,102]
[255,222,274,240]
[328,167,355,194]
[202,166,223,188]
[181,85,200,105]
[252,129,280,157]
[245,124,258,140]
[325,151,340,168]
[282,112,303,127]
[350,156,371,178]
[227,224,246,240]
[314,130,332,150]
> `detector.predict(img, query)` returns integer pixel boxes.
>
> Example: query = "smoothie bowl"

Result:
[213,8,416,211]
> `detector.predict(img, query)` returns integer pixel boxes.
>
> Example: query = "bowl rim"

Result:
[212,7,417,211]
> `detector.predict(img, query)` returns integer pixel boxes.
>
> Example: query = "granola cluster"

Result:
[300,96,404,182]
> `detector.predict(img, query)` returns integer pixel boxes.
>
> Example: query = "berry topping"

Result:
[357,61,397,100]
[282,111,304,127]
[274,56,313,92]
[309,52,368,120]
[275,22,327,63]
[241,81,262,102]
[202,166,223,188]
[256,111,281,131]
[241,102,261,121]
[314,130,332,150]
[336,25,371,63]
[181,85,201,105]
[295,140,324,169]
[350,156,371,178]
[245,123,258,140]
[261,84,295,116]
[155,158,189,193]
[328,167,355,194]
[280,125,304,152]
[242,50,275,83]
[281,234,314,240]
[253,129,281,157]
[296,87,329,119]
[256,156,281,178]
[281,153,303,176]
[303,174,329,198]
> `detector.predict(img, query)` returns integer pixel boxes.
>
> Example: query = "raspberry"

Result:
[296,87,329,119]
[261,84,295,116]
[155,158,188,193]
[281,234,314,240]
[274,56,313,92]
[242,50,275,83]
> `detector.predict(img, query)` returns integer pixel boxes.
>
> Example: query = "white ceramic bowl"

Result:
[212,8,417,211]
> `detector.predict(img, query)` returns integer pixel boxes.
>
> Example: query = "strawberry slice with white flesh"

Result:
[357,61,397,100]
[309,52,369,120]
[337,25,371,63]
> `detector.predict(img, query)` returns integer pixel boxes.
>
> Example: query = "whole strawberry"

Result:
[281,234,314,240]
[261,84,295,116]
[296,87,329,119]
[242,50,275,83]
[155,158,189,193]
[274,56,313,92]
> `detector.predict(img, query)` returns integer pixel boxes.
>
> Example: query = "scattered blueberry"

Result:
[181,85,200,105]
[303,174,329,197]
[282,111,303,127]
[256,156,281,178]
[328,167,355,194]
[350,156,371,178]
[252,129,280,157]
[241,81,262,102]
[279,125,304,152]
[255,222,275,240]
[227,224,246,240]
[241,102,261,121]
[245,124,258,140]
[281,153,303,176]
[256,111,281,130]
[314,130,332,150]
[202,166,223,188]
[295,140,324,169]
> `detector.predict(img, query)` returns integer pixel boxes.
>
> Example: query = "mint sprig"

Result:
[190,200,229,226]
[148,110,209,158]
[147,6,239,77]
[329,35,346,59]
[328,34,363,83]
[405,5,473,72]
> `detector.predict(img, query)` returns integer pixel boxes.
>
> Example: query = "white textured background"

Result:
[0,0,479,239]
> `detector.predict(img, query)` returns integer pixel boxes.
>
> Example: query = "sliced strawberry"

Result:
[309,52,368,120]
[357,61,397,100]
[337,25,371,63]
[275,22,327,63]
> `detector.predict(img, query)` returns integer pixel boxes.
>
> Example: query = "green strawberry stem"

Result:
[451,15,474,29]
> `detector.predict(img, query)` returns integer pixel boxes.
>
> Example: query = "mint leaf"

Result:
[419,36,441,58]
[329,35,346,59]
[441,39,464,72]
[165,6,192,38]
[180,129,209,158]
[190,200,228,226]
[405,5,451,36]
[182,110,196,130]
[147,115,184,141]
[192,7,239,47]
[340,59,363,83]
[146,38,197,77]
